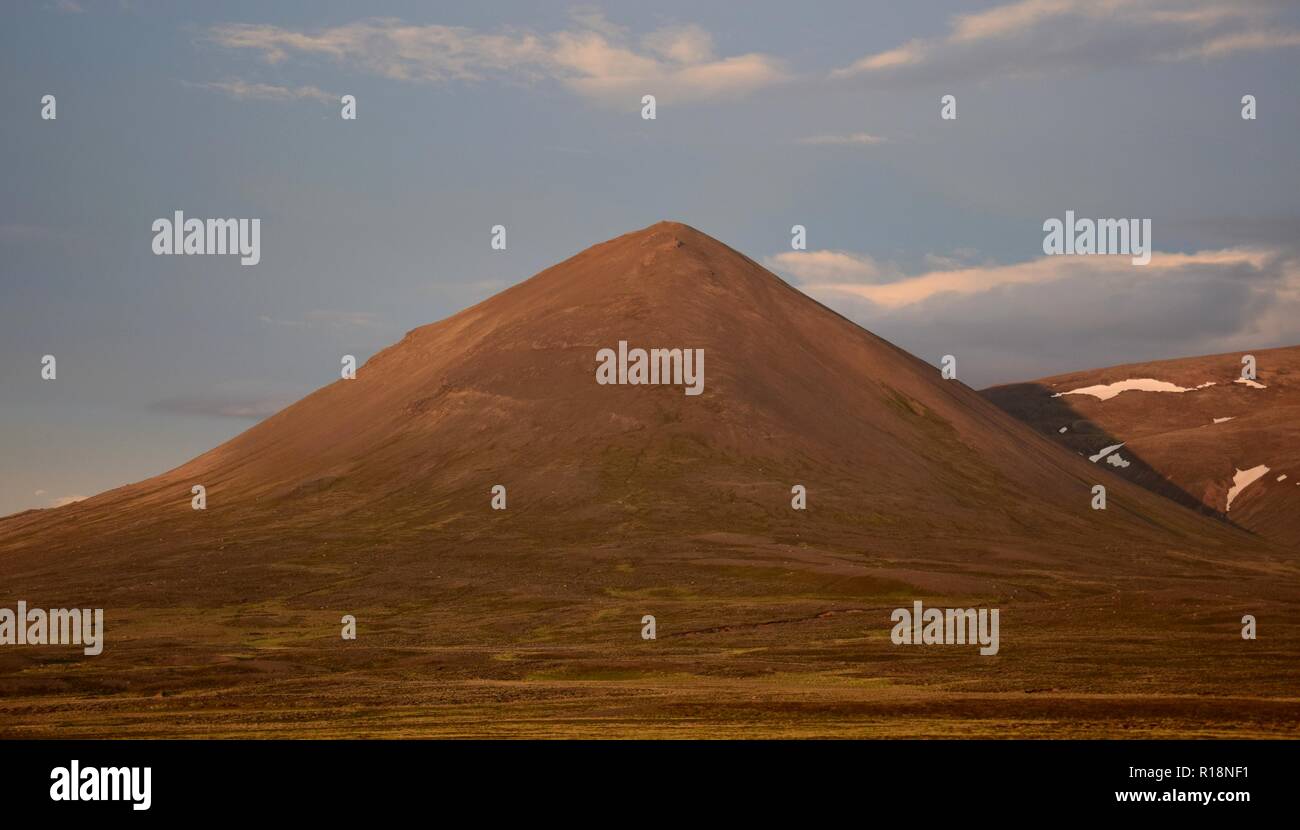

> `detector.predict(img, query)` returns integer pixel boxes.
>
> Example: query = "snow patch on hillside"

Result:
[1226,465,1270,512]
[1053,378,1214,401]
[1089,443,1125,463]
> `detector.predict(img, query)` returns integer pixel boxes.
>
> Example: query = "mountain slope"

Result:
[1,223,1253,583]
[984,345,1300,547]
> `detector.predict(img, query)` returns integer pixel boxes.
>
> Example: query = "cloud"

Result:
[183,78,334,104]
[206,13,786,104]
[766,250,897,284]
[48,0,84,14]
[149,395,294,420]
[1170,28,1300,60]
[33,489,47,497]
[770,244,1300,386]
[776,247,1281,310]
[923,249,982,271]
[832,0,1300,84]
[797,132,887,146]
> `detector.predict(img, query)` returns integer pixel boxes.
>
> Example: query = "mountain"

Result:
[2,223,1297,738]
[0,222,1243,566]
[984,345,1300,548]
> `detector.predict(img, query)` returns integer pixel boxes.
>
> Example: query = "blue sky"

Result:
[3,0,1299,515]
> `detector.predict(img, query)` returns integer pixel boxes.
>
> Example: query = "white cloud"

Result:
[775,246,1283,310]
[835,41,926,75]
[923,249,982,270]
[832,0,1300,83]
[642,24,717,65]
[766,249,897,284]
[1168,28,1300,60]
[206,14,786,105]
[183,78,334,104]
[769,244,1300,386]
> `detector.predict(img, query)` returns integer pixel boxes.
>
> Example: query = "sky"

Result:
[2,0,1299,516]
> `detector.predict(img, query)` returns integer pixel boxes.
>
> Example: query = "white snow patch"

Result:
[1212,416,1234,424]
[1106,453,1131,468]
[1089,443,1125,463]
[1278,474,1288,482]
[1226,465,1270,512]
[1058,426,1068,433]
[1052,378,1213,401]
[1234,377,1267,389]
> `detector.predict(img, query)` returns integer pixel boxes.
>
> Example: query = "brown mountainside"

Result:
[984,345,1300,548]
[0,222,1256,593]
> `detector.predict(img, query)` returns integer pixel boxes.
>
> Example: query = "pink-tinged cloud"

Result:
[207,12,786,106]
[832,0,1300,83]
[774,247,1283,310]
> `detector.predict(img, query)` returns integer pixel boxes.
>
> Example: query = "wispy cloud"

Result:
[205,11,786,105]
[767,249,898,284]
[797,132,888,146]
[773,246,1283,310]
[832,0,1300,84]
[183,78,335,104]
[771,243,1300,386]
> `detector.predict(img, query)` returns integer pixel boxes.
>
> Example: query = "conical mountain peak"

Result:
[1,224,1250,571]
